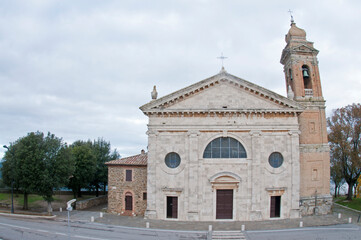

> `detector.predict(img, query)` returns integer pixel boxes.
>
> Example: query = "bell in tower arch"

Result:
[302,67,309,78]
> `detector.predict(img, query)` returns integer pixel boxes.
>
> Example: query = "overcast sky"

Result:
[1,0,360,159]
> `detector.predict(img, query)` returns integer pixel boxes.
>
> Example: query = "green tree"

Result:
[68,140,97,198]
[35,133,74,214]
[6,132,44,209]
[2,132,75,213]
[90,138,119,196]
[328,103,361,200]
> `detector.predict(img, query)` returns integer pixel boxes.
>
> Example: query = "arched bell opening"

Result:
[302,65,313,96]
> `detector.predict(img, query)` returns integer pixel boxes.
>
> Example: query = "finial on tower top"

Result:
[288,9,294,24]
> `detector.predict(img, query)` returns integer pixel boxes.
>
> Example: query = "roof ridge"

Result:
[106,152,148,166]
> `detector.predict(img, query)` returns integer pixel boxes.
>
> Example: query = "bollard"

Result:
[59,207,62,212]
[100,212,103,218]
[241,225,245,231]
[348,217,352,223]
[208,225,212,231]
[299,221,303,228]
[146,222,150,228]
[338,213,341,219]
[91,216,94,222]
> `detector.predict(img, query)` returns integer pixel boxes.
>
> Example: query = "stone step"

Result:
[212,231,246,240]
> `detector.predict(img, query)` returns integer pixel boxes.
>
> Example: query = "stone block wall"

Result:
[76,195,107,210]
[108,165,147,216]
[300,195,332,215]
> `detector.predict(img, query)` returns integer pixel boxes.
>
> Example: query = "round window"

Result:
[165,152,181,168]
[268,152,284,168]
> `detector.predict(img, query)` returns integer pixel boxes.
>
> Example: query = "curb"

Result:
[334,203,361,214]
[0,212,56,219]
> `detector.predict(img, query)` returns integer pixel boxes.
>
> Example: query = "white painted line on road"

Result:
[247,226,360,233]
[0,222,68,237]
[91,222,208,234]
[73,234,112,240]
[0,222,31,230]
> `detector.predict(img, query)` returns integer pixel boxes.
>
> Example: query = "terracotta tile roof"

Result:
[106,152,147,166]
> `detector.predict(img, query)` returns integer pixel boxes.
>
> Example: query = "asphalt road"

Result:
[0,215,360,240]
[0,216,207,240]
[246,224,361,240]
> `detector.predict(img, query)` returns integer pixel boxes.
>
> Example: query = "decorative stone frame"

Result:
[121,189,135,215]
[162,187,183,220]
[209,172,241,221]
[159,151,186,175]
[200,132,250,160]
[209,172,241,192]
[265,151,288,174]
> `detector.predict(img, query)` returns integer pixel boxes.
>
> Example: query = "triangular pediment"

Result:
[281,43,319,64]
[140,71,304,115]
[291,44,318,53]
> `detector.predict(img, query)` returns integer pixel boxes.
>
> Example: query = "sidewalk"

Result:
[54,204,360,231]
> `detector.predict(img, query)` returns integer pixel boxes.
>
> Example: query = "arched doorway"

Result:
[125,192,133,211]
[209,172,241,220]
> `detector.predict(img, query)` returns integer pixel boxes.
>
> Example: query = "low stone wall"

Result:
[76,195,107,210]
[300,195,333,216]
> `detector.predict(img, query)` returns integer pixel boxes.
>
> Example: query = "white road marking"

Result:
[0,222,31,230]
[247,227,360,233]
[0,221,112,239]
[73,235,112,240]
[54,232,67,236]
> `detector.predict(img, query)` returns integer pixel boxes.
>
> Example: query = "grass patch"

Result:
[335,197,361,211]
[0,193,11,201]
[16,194,44,205]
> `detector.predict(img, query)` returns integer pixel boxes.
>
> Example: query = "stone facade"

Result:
[106,152,147,216]
[141,74,304,221]
[107,20,331,221]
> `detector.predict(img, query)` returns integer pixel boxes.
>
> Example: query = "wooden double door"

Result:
[216,189,233,219]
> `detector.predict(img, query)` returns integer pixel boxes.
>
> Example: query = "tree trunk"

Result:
[103,183,106,195]
[23,192,28,210]
[47,201,53,215]
[353,184,357,198]
[346,181,354,200]
[77,186,82,198]
[96,186,99,197]
[334,185,338,198]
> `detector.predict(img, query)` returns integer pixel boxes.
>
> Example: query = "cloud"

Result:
[1,0,361,158]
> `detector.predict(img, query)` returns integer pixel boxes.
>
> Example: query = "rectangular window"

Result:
[143,192,147,200]
[126,170,132,181]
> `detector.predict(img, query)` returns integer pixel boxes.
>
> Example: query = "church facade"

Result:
[108,20,332,221]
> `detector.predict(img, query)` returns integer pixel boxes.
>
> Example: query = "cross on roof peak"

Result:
[288,9,294,23]
[217,53,228,69]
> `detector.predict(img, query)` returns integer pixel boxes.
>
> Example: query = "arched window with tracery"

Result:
[203,137,247,158]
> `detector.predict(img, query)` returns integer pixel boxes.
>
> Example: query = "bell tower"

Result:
[281,18,332,215]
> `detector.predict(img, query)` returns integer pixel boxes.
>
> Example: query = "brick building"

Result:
[106,150,147,216]
[107,20,331,221]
